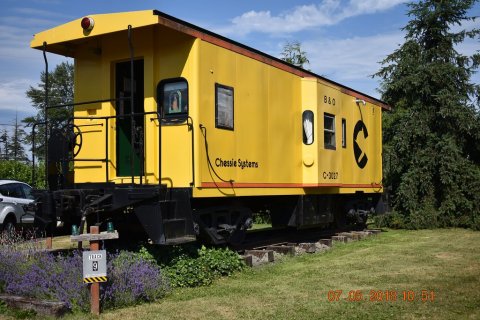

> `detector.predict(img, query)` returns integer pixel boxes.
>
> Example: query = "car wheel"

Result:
[2,219,16,237]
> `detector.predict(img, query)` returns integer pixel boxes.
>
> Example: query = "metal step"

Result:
[159,200,177,220]
[164,236,196,245]
[163,218,190,240]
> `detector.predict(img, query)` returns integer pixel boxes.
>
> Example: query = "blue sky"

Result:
[0,0,479,129]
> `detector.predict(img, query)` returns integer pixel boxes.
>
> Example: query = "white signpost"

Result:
[72,226,118,315]
[82,250,107,283]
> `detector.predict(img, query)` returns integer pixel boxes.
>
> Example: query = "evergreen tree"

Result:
[0,129,8,160]
[6,115,28,161]
[376,0,480,229]
[23,61,74,160]
[280,41,310,69]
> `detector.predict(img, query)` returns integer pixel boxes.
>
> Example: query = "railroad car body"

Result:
[30,10,388,244]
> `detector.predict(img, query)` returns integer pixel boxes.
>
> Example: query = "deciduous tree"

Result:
[280,41,310,69]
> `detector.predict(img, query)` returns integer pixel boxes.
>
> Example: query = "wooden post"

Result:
[89,226,100,316]
[45,236,52,249]
[70,228,118,316]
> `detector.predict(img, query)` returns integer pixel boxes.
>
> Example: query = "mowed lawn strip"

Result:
[60,229,479,320]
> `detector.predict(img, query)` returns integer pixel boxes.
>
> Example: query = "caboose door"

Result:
[115,60,144,177]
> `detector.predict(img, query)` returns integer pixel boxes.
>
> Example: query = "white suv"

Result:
[0,180,35,233]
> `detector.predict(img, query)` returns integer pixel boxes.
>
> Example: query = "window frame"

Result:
[157,77,189,123]
[215,83,234,131]
[341,118,347,148]
[324,113,336,150]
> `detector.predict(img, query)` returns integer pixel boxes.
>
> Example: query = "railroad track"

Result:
[234,227,382,267]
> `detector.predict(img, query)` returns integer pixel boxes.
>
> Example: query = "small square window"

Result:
[215,84,234,130]
[324,113,336,150]
[157,78,189,121]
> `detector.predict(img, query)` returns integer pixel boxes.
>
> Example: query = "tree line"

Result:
[0,116,28,162]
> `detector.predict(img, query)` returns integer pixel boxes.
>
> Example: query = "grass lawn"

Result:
[9,229,480,320]
[28,235,88,251]
[250,223,272,230]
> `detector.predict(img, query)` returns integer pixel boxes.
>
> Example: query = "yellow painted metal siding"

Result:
[31,10,159,52]
[300,79,383,194]
[153,27,197,188]
[32,9,383,198]
[193,40,303,197]
[72,25,197,186]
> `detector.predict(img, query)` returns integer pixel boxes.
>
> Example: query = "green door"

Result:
[116,60,144,177]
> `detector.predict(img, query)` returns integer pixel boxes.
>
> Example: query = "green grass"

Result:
[250,223,272,230]
[5,229,479,320]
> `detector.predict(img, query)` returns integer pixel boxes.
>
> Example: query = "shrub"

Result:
[102,251,170,308]
[0,235,170,312]
[0,160,45,188]
[0,248,89,311]
[165,255,211,288]
[373,211,406,229]
[406,206,439,230]
[252,211,271,224]
[0,300,37,319]
[164,246,245,288]
[198,245,245,277]
[0,233,243,312]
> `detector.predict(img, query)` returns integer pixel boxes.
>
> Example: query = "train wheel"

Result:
[226,227,247,246]
[194,206,252,245]
[333,205,347,230]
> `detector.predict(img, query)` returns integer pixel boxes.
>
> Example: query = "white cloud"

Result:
[0,5,73,122]
[302,32,405,97]
[0,27,37,62]
[12,7,70,19]
[220,0,406,36]
[302,29,480,98]
[0,79,37,113]
[345,0,406,15]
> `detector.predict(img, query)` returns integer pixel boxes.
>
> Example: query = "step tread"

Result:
[164,236,196,245]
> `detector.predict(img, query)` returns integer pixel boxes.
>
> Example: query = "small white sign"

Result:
[83,250,107,278]
[88,253,103,260]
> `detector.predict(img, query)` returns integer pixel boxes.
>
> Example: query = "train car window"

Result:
[303,110,314,145]
[342,118,346,148]
[215,83,234,130]
[157,78,188,121]
[324,113,336,150]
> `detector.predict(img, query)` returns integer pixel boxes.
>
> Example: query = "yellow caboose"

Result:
[31,10,388,244]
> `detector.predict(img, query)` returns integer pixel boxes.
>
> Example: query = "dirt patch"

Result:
[435,252,461,260]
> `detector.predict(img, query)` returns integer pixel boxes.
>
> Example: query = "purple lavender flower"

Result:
[102,251,170,308]
[0,239,169,311]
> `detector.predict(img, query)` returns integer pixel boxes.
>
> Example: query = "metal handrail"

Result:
[35,26,168,190]
[68,111,161,184]
[46,97,130,110]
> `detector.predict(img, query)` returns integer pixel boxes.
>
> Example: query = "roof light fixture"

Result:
[81,17,95,31]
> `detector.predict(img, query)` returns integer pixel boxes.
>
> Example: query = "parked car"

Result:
[0,180,35,234]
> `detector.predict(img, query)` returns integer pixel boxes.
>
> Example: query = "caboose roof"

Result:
[31,9,390,110]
